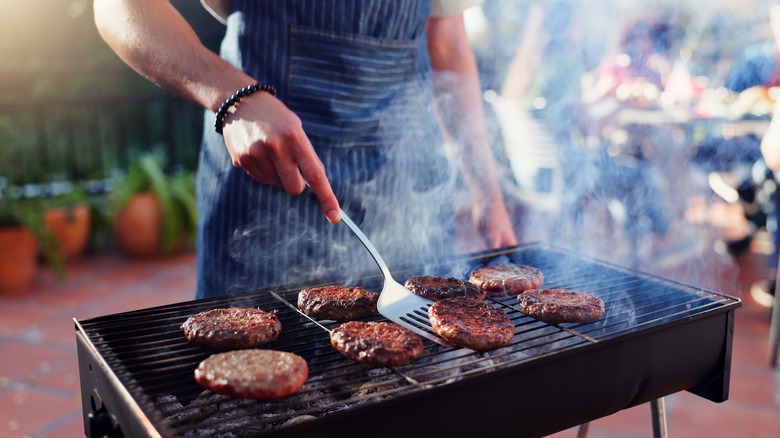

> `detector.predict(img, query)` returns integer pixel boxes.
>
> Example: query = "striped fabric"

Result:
[197,0,456,298]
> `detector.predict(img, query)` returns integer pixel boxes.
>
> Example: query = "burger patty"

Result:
[330,321,424,366]
[428,297,515,351]
[180,307,282,349]
[517,288,606,324]
[468,264,544,297]
[194,349,308,400]
[404,275,486,301]
[297,285,378,321]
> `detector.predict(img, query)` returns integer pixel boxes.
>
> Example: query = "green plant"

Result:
[41,184,90,209]
[111,152,197,254]
[0,190,65,276]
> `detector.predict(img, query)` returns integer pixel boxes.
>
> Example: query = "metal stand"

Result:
[576,422,589,438]
[770,259,780,367]
[651,398,668,438]
[576,398,667,438]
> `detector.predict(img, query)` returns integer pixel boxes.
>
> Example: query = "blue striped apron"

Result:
[196,0,455,298]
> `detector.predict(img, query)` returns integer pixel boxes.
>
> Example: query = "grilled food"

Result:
[517,288,605,323]
[404,275,486,301]
[297,285,378,321]
[181,307,282,348]
[428,297,514,351]
[194,349,308,400]
[469,264,544,297]
[330,321,424,366]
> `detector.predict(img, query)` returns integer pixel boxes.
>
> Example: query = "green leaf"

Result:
[170,174,197,238]
[0,196,64,276]
[137,154,180,254]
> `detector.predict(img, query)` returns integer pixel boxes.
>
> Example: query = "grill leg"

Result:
[576,422,590,438]
[651,398,668,438]
[770,259,780,367]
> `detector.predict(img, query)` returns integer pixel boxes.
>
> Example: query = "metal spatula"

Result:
[339,208,452,346]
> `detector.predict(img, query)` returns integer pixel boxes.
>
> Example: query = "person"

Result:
[93,0,518,298]
[576,15,682,263]
[485,0,602,246]
[725,3,780,308]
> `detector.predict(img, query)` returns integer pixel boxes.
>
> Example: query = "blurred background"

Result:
[2,0,779,275]
[1,1,780,437]
[0,0,223,184]
[2,0,780,300]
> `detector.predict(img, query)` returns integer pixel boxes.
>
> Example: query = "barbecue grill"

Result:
[75,243,740,438]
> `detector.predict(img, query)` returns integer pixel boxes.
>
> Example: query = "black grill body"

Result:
[76,244,740,438]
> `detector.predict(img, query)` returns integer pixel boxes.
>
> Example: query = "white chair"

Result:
[485,91,565,214]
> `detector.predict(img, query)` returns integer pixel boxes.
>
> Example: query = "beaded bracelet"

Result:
[214,82,277,134]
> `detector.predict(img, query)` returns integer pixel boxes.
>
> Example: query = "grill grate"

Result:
[76,244,740,437]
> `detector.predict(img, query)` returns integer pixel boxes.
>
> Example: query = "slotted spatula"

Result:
[338,208,452,347]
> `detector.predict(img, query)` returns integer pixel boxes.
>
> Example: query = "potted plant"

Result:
[0,189,64,290]
[111,152,197,258]
[41,185,94,262]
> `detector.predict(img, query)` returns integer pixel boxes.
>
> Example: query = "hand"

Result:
[221,91,341,224]
[472,199,519,250]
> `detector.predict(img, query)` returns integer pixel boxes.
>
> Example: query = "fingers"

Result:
[492,229,519,248]
[227,134,340,223]
[273,131,340,224]
[243,160,278,186]
[253,156,283,187]
[304,169,341,224]
[474,204,518,249]
[245,151,340,224]
[221,97,340,223]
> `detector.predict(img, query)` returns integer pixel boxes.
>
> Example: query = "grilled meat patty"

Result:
[297,285,378,321]
[404,275,486,301]
[517,288,605,323]
[330,321,424,366]
[428,297,515,351]
[469,264,544,297]
[181,307,282,349]
[194,349,308,400]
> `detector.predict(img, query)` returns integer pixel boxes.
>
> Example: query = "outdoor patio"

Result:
[1,226,779,437]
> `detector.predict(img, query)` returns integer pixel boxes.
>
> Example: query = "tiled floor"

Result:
[1,221,779,437]
[0,252,197,438]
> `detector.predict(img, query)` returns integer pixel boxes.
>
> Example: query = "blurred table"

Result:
[613,106,770,139]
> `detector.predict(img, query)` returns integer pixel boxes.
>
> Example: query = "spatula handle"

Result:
[304,182,394,281]
[338,208,394,281]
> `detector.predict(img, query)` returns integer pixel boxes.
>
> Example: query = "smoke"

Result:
[227,77,462,291]
[224,0,756,296]
[468,0,755,294]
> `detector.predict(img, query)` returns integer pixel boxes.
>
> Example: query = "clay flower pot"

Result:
[43,203,91,262]
[0,227,39,290]
[114,193,164,258]
[111,153,197,258]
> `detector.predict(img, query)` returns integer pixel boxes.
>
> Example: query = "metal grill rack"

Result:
[76,243,740,438]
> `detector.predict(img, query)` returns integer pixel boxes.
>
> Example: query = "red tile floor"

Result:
[1,210,779,437]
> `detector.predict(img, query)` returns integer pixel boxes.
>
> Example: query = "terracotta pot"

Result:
[115,193,164,258]
[0,227,39,290]
[43,203,91,261]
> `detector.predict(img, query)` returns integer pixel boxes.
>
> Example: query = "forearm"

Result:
[93,0,253,112]
[762,108,780,172]
[500,2,547,100]
[427,16,503,205]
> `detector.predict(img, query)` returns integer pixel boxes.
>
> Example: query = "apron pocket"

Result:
[287,26,425,147]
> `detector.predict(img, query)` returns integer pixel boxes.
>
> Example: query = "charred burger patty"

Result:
[469,264,544,297]
[297,285,378,321]
[194,349,308,400]
[330,321,424,366]
[181,307,282,349]
[404,275,486,301]
[428,297,514,351]
[517,288,605,324]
